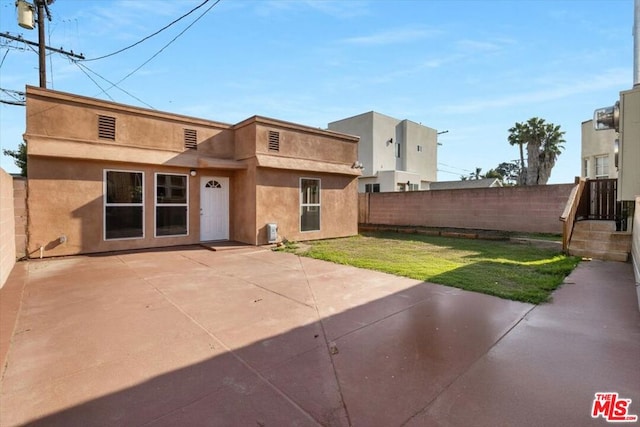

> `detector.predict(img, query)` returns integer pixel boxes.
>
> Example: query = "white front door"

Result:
[200,177,229,241]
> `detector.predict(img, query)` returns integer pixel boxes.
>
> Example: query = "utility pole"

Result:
[9,0,82,91]
[37,0,46,88]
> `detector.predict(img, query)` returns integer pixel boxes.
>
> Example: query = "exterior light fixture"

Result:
[190,169,197,177]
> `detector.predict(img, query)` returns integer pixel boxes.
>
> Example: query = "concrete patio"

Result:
[0,246,638,426]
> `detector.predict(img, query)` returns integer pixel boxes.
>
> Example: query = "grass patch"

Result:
[301,231,580,304]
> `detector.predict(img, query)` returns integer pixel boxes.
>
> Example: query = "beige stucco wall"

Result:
[581,120,618,179]
[27,157,241,257]
[255,168,358,245]
[24,86,361,256]
[0,169,16,288]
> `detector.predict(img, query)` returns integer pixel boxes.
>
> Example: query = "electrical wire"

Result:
[80,0,212,62]
[437,169,465,177]
[73,62,115,102]
[74,61,154,109]
[0,50,9,69]
[438,162,473,173]
[95,0,221,93]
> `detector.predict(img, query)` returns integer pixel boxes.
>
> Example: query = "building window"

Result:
[595,156,609,179]
[300,178,320,232]
[155,173,188,237]
[417,145,423,152]
[396,142,401,158]
[104,170,144,240]
[409,183,419,191]
[365,183,380,193]
[583,159,589,177]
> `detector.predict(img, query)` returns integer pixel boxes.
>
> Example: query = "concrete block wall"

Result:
[0,169,16,288]
[359,184,575,234]
[13,177,27,259]
[632,197,640,311]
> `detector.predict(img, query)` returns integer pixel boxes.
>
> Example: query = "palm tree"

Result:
[508,122,527,185]
[508,118,565,185]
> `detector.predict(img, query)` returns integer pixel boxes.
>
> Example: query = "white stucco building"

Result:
[328,111,438,192]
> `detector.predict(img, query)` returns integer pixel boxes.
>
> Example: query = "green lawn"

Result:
[297,231,580,304]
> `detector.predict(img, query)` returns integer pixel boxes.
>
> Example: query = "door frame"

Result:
[199,176,229,241]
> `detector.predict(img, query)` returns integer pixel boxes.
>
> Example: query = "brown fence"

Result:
[359,184,575,234]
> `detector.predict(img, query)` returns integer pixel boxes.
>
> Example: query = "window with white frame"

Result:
[300,178,320,232]
[155,173,188,236]
[104,170,144,240]
[595,156,609,179]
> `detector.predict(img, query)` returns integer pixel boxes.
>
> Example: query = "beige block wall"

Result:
[359,184,575,234]
[256,168,358,244]
[632,198,640,310]
[0,169,16,288]
[13,177,27,259]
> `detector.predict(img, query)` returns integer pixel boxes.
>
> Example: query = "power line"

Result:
[80,0,212,62]
[85,0,222,94]
[0,32,84,59]
[437,162,473,173]
[73,61,154,109]
[73,62,115,102]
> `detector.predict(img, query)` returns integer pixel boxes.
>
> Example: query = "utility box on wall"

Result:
[267,223,278,243]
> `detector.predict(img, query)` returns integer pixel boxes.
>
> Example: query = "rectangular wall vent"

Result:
[98,115,116,140]
[184,129,197,149]
[268,130,280,151]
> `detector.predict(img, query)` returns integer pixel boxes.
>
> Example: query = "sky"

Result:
[0,0,635,183]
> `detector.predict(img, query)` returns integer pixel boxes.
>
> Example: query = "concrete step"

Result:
[568,247,629,262]
[570,234,632,251]
[573,220,617,232]
[568,221,631,261]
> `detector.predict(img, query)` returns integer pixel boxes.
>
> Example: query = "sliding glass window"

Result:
[155,173,188,237]
[104,170,144,240]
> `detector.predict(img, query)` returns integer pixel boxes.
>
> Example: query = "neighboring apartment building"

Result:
[581,119,618,179]
[24,86,360,257]
[328,111,437,192]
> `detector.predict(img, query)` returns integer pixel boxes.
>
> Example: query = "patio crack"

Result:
[297,255,354,427]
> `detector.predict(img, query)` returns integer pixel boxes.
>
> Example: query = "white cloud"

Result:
[341,27,441,46]
[438,68,630,114]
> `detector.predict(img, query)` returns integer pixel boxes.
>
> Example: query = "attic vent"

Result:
[98,115,116,140]
[268,131,280,151]
[184,128,197,150]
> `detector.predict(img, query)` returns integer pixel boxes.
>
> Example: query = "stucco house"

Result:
[580,119,618,180]
[24,86,360,257]
[327,111,438,192]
